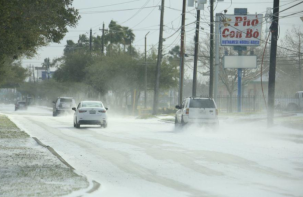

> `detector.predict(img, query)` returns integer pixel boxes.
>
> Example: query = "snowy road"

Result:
[1,104,303,197]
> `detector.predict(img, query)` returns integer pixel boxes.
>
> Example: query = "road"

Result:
[1,104,303,197]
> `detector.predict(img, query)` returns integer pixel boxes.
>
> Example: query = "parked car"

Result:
[53,97,76,116]
[175,97,219,126]
[72,101,108,128]
[275,91,303,111]
[15,101,27,111]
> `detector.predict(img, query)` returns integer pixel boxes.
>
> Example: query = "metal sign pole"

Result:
[238,68,242,112]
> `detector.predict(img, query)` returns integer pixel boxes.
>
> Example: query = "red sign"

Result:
[220,14,263,46]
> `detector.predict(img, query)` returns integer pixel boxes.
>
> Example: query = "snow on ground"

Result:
[0,112,89,197]
[1,103,303,197]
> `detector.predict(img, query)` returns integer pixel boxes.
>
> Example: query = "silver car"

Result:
[53,97,76,116]
[72,101,108,128]
[175,97,219,126]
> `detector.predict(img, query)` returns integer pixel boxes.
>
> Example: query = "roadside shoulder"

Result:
[0,115,97,196]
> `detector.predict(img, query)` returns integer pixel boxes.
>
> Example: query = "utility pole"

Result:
[299,35,302,90]
[179,0,186,106]
[214,13,222,102]
[32,65,36,83]
[152,0,165,115]
[28,65,32,82]
[99,23,108,55]
[209,0,214,98]
[46,58,50,80]
[145,31,150,109]
[130,39,133,56]
[267,0,280,127]
[89,28,92,53]
[192,9,200,97]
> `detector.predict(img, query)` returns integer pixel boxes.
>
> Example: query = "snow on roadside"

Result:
[0,115,89,197]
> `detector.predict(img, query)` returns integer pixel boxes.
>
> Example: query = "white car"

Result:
[175,97,219,126]
[72,101,108,128]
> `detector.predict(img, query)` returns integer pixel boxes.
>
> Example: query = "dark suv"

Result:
[52,97,76,116]
[15,101,27,111]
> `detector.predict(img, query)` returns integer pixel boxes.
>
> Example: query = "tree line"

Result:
[18,20,178,111]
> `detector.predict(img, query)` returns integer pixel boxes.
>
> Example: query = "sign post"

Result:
[238,68,242,112]
[219,8,262,112]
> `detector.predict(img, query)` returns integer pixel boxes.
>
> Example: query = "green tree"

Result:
[123,27,136,55]
[53,51,92,83]
[0,0,80,62]
[0,59,27,87]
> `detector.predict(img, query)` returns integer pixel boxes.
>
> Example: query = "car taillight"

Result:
[79,110,87,113]
[186,108,189,114]
[98,110,106,113]
[216,109,218,115]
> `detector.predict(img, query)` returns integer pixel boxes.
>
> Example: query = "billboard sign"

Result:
[223,56,257,69]
[220,14,263,46]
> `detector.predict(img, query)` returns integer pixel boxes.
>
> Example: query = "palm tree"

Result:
[78,34,89,46]
[123,27,135,55]
[105,20,124,55]
[122,26,129,52]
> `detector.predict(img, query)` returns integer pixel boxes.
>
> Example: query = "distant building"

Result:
[35,67,55,81]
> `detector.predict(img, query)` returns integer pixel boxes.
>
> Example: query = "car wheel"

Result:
[75,119,80,128]
[102,121,108,128]
[181,116,186,126]
[174,116,182,130]
[53,110,57,117]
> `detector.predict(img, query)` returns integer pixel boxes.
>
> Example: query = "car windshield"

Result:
[189,99,215,108]
[81,102,103,108]
[60,98,73,103]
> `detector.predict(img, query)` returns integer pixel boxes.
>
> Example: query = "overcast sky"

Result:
[21,0,303,67]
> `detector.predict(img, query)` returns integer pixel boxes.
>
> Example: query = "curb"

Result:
[87,181,101,193]
[32,137,75,170]
[32,137,101,194]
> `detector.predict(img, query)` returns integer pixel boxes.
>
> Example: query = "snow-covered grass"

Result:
[275,114,303,131]
[0,115,89,197]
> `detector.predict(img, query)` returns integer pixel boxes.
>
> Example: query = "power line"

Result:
[120,0,150,25]
[78,0,140,10]
[80,6,157,14]
[280,10,303,18]
[279,0,303,13]
[131,0,160,29]
[219,0,299,4]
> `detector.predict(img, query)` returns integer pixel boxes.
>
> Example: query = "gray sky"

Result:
[21,0,303,67]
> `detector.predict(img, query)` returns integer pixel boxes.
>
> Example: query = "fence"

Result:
[215,95,300,112]
[215,95,268,112]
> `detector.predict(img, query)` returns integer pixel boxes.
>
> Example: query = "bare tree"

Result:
[278,26,303,92]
